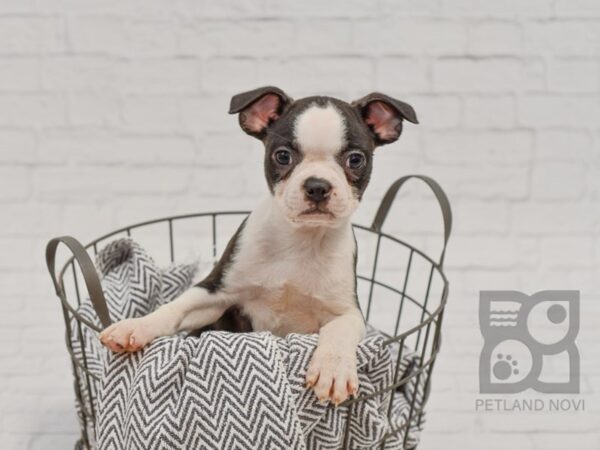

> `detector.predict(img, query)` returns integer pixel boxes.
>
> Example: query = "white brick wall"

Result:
[1,1,599,448]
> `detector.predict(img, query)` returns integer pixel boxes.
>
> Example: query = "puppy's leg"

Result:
[306,309,365,405]
[99,287,231,352]
[100,218,248,352]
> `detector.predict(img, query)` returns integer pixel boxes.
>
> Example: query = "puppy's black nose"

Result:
[303,177,332,203]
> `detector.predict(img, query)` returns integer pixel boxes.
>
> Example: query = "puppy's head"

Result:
[229,86,418,228]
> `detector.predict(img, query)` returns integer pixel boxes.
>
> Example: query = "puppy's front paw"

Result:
[99,318,155,353]
[305,348,358,406]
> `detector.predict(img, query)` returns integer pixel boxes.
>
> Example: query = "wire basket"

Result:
[46,175,451,450]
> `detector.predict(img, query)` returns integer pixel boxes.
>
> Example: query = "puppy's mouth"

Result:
[299,205,335,218]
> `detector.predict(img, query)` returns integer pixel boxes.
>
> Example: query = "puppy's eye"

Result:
[274,148,292,166]
[346,151,365,170]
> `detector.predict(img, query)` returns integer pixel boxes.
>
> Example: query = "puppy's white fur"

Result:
[275,104,359,228]
[295,104,346,156]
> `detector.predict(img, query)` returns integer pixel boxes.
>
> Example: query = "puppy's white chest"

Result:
[223,202,357,336]
[242,283,329,336]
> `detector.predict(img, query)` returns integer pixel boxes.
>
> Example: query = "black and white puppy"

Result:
[100,86,418,405]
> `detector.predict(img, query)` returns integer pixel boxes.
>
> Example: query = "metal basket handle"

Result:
[46,236,112,328]
[371,175,452,267]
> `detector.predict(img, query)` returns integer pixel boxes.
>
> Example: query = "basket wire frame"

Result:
[46,176,451,450]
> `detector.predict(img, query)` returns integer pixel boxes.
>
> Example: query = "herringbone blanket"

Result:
[73,239,425,450]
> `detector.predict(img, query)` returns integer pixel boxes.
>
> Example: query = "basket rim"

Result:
[59,210,448,278]
[54,210,449,339]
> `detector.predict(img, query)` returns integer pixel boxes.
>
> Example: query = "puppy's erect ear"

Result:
[352,93,418,146]
[229,86,292,138]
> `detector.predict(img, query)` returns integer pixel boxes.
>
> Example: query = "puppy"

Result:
[99,87,418,405]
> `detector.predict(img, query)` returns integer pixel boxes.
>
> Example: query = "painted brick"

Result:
[441,0,554,18]
[404,95,462,129]
[518,95,600,128]
[376,58,431,93]
[0,94,66,127]
[202,58,259,92]
[256,57,373,95]
[420,164,530,199]
[532,433,600,450]
[181,95,238,135]
[119,59,200,94]
[0,3,598,450]
[0,59,40,90]
[511,203,599,234]
[433,58,525,93]
[109,167,192,194]
[530,162,586,199]
[463,95,516,129]
[294,20,352,56]
[556,0,600,17]
[40,133,196,166]
[0,131,36,163]
[68,15,179,57]
[188,0,262,19]
[355,19,467,55]
[447,236,518,269]
[423,130,533,166]
[540,236,596,268]
[535,130,593,161]
[0,167,31,200]
[468,22,523,55]
[41,56,118,91]
[121,95,182,132]
[261,0,379,18]
[548,59,600,93]
[0,238,33,270]
[180,20,295,57]
[525,21,600,56]
[32,167,120,200]
[453,200,509,234]
[0,204,57,237]
[66,92,121,127]
[0,17,65,54]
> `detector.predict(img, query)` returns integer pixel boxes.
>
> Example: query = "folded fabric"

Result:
[71,239,425,450]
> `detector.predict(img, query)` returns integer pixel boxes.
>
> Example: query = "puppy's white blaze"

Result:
[294,104,346,157]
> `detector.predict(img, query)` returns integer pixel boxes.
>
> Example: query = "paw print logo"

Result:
[493,354,519,380]
[484,339,531,386]
[479,291,579,394]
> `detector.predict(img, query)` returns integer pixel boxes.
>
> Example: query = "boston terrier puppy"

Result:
[100,86,418,405]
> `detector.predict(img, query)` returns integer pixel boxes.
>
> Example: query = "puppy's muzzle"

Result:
[303,177,332,203]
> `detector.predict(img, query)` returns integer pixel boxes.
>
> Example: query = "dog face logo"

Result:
[479,290,580,394]
[228,87,418,228]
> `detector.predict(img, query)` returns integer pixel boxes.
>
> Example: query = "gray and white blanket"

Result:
[72,239,425,450]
